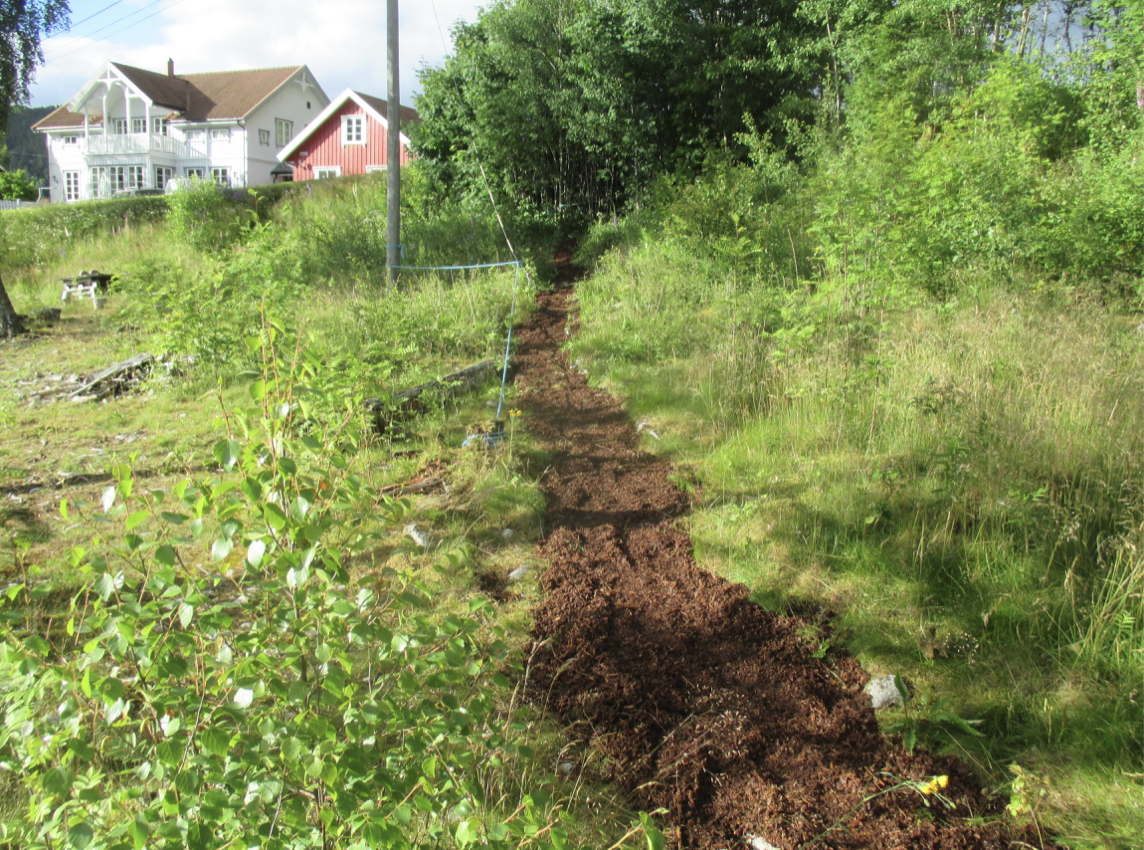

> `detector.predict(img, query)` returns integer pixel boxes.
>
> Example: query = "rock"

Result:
[501,528,514,539]
[746,836,781,850]
[404,524,430,548]
[864,674,905,710]
[557,761,575,777]
[508,566,531,581]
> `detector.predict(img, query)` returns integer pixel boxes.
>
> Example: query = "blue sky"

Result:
[30,0,487,110]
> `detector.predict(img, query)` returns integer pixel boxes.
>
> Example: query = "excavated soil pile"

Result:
[509,253,1051,850]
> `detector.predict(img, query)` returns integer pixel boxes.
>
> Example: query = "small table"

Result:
[60,272,113,305]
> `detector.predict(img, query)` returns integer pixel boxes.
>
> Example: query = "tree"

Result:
[0,167,37,199]
[0,0,69,338]
[413,0,823,218]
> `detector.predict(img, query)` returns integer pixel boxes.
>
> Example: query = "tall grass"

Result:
[567,95,1143,845]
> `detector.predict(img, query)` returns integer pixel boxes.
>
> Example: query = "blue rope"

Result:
[387,260,521,271]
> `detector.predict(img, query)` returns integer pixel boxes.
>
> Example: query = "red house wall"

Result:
[291,100,412,181]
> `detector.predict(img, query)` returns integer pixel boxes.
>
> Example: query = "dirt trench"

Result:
[508,254,1050,850]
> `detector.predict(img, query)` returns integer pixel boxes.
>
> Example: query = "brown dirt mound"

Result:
[510,253,1051,850]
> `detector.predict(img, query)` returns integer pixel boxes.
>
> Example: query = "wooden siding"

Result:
[290,100,411,181]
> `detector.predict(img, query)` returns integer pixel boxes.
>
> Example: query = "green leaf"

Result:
[200,728,230,758]
[178,603,194,628]
[246,538,266,568]
[155,544,177,566]
[68,821,94,850]
[213,439,242,470]
[281,737,303,764]
[211,537,234,562]
[455,819,480,847]
[125,509,150,531]
[42,766,73,796]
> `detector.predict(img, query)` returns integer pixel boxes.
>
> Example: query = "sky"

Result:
[30,0,487,110]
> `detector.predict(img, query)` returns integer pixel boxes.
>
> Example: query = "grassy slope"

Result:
[0,186,662,847]
[568,241,1143,848]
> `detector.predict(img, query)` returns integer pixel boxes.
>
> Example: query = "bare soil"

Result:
[511,251,1051,849]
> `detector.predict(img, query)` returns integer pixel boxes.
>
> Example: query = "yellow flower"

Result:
[509,408,522,418]
[919,775,949,796]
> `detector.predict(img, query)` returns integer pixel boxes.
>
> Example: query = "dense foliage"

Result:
[0,0,69,128]
[0,167,37,200]
[414,0,823,219]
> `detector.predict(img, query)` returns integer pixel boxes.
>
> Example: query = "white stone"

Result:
[508,566,531,581]
[864,674,905,710]
[746,836,781,850]
[501,528,514,539]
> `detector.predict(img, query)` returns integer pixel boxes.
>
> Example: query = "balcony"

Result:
[84,133,207,159]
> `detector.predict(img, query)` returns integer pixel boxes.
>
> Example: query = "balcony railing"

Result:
[83,133,207,159]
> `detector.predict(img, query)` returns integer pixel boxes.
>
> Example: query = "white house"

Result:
[34,60,330,202]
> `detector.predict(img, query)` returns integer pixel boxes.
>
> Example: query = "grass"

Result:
[569,245,1144,848]
[0,181,660,847]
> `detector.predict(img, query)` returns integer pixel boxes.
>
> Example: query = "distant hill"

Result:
[5,106,55,186]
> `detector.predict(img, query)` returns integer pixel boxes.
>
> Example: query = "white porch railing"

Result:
[84,133,206,158]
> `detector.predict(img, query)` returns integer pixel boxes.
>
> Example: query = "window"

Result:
[103,165,145,193]
[156,166,174,189]
[62,135,79,145]
[341,115,365,145]
[259,129,270,145]
[211,128,229,140]
[365,165,387,174]
[275,118,293,147]
[185,167,206,179]
[64,171,80,202]
[211,167,230,187]
[112,118,128,135]
[131,118,146,133]
[89,167,106,198]
[152,117,168,136]
[314,166,341,179]
[185,129,204,141]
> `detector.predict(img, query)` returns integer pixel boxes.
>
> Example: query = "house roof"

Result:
[32,105,97,130]
[115,63,309,121]
[33,63,320,130]
[277,88,418,161]
[354,93,420,128]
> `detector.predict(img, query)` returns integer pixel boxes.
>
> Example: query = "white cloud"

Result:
[30,0,485,108]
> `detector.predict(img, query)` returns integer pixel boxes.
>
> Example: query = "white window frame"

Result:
[314,166,342,179]
[156,166,174,189]
[126,165,144,189]
[211,167,230,187]
[152,117,168,136]
[275,118,293,147]
[112,118,128,135]
[62,134,79,145]
[131,117,146,134]
[211,127,230,140]
[185,129,204,141]
[89,166,107,198]
[365,165,387,174]
[185,167,206,179]
[64,171,80,202]
[259,129,271,145]
[341,115,365,145]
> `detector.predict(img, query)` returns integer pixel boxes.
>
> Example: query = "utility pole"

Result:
[387,0,401,284]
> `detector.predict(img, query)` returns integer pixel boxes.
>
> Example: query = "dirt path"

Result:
[509,254,1049,850]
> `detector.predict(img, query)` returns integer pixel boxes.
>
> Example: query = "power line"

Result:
[45,0,169,58]
[61,1,126,33]
[45,0,190,64]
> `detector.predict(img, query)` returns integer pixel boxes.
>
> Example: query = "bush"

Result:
[0,169,39,201]
[0,196,171,272]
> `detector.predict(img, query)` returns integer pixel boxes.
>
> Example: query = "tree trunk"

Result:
[0,274,26,339]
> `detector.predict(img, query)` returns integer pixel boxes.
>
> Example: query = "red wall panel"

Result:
[290,99,412,181]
